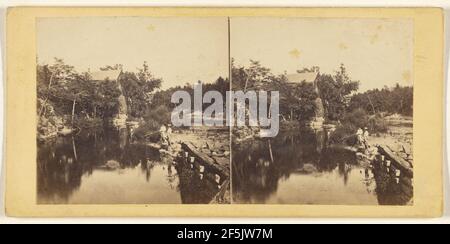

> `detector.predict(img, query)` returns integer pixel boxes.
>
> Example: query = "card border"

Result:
[5,7,444,217]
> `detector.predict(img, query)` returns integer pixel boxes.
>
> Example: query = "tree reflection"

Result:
[37,126,223,204]
[232,128,412,205]
[38,126,160,203]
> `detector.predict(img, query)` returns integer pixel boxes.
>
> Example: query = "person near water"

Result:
[363,127,370,148]
[167,124,173,136]
[356,128,364,146]
[167,124,173,145]
[130,127,135,141]
[363,127,370,139]
[160,124,168,144]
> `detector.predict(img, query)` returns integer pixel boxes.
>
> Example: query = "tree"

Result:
[275,75,318,121]
[348,84,413,116]
[100,64,123,71]
[119,62,163,118]
[317,64,359,121]
[297,66,320,73]
[137,61,162,94]
[37,58,78,117]
[94,79,122,118]
[232,60,274,92]
[37,58,127,131]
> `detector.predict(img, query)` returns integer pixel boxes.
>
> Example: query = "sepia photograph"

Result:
[231,18,414,205]
[3,6,445,219]
[35,16,415,206]
[36,17,231,204]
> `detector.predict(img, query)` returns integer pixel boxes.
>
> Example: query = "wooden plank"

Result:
[209,179,230,204]
[182,142,229,178]
[329,144,358,153]
[377,145,413,177]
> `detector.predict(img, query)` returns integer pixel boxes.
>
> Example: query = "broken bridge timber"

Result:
[181,142,230,179]
[377,145,413,178]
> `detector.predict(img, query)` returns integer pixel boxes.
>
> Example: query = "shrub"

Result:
[330,109,389,145]
[368,114,389,133]
[74,117,103,130]
[341,108,368,131]
[133,105,171,142]
[144,105,171,126]
[329,124,358,145]
[133,121,161,142]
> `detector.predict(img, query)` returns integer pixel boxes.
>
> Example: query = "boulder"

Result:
[104,160,121,170]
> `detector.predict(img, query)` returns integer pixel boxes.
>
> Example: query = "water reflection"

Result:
[37,127,220,204]
[232,128,413,205]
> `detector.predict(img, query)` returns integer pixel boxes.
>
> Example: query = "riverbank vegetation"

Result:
[232,60,413,142]
[37,58,231,142]
[37,58,161,137]
[39,57,413,147]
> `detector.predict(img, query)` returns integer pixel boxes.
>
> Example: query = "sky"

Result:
[231,18,413,92]
[37,17,413,92]
[37,17,229,89]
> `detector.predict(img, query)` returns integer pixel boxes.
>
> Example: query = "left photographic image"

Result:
[36,17,231,204]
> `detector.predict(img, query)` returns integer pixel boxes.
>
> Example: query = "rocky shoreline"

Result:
[143,127,231,204]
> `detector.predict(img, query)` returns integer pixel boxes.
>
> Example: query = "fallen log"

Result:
[377,145,413,177]
[329,144,358,153]
[182,142,229,178]
[209,179,230,204]
[146,142,162,150]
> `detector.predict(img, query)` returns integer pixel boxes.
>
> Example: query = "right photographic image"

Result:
[230,17,414,205]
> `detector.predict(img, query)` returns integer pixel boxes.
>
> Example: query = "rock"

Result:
[398,152,408,159]
[58,127,73,136]
[147,143,162,150]
[173,143,182,151]
[299,164,317,174]
[104,160,121,170]
[159,149,169,155]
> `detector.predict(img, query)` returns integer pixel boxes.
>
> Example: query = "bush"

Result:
[133,121,161,142]
[368,114,389,133]
[133,105,171,142]
[74,117,103,130]
[341,108,368,131]
[144,105,171,126]
[329,109,389,145]
[329,124,358,145]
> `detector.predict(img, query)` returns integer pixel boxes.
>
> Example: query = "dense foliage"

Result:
[232,61,360,123]
[38,58,412,139]
[317,64,360,122]
[37,59,161,130]
[38,59,123,129]
[232,60,412,136]
[348,84,413,116]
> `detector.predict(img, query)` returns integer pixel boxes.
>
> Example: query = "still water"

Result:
[232,129,413,205]
[37,127,220,204]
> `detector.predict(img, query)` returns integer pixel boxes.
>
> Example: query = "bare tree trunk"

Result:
[268,140,274,163]
[39,72,55,117]
[367,94,376,115]
[244,76,249,93]
[72,136,78,161]
[400,99,404,113]
[71,98,76,128]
